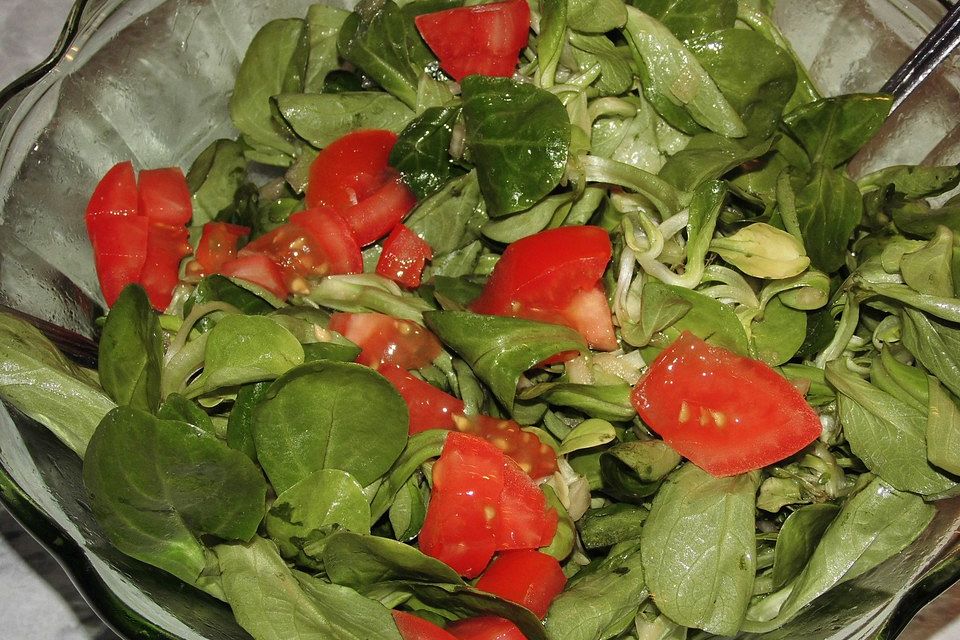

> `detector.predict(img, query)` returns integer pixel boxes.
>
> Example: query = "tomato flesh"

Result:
[218,254,288,299]
[194,222,250,275]
[631,331,822,477]
[453,414,558,480]
[415,0,530,82]
[329,312,442,370]
[306,130,417,246]
[138,224,191,310]
[495,459,557,550]
[475,550,567,619]
[419,433,504,578]
[446,617,526,640]
[377,224,433,288]
[470,226,615,350]
[85,161,138,219]
[86,214,149,306]
[289,208,363,275]
[138,167,193,226]
[377,364,464,434]
[392,611,458,640]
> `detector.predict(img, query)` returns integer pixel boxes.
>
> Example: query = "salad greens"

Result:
[1,0,959,639]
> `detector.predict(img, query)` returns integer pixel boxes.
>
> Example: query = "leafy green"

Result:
[769,503,840,590]
[783,94,893,168]
[186,139,248,225]
[926,377,960,476]
[157,394,215,436]
[97,285,163,412]
[225,382,270,461]
[635,0,736,40]
[520,382,635,422]
[794,165,863,273]
[405,171,487,254]
[600,439,681,502]
[641,464,757,635]
[252,361,408,492]
[577,503,648,549]
[304,5,350,93]
[568,0,628,33]
[390,106,463,199]
[277,92,414,148]
[901,307,960,400]
[461,76,571,216]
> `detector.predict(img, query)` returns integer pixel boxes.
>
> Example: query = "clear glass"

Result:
[0,1,957,639]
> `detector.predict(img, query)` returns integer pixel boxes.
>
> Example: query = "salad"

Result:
[1,0,959,638]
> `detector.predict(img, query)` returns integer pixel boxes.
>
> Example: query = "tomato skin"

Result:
[195,222,250,274]
[329,312,442,370]
[138,224,191,310]
[446,617,526,640]
[137,167,193,226]
[392,611,458,640]
[86,214,149,306]
[475,550,567,619]
[631,331,822,477]
[85,161,138,219]
[415,0,530,82]
[420,433,504,578]
[495,459,557,550]
[289,208,363,275]
[453,414,558,480]
[305,130,417,246]
[470,226,615,350]
[378,364,464,434]
[377,224,433,288]
[218,254,288,299]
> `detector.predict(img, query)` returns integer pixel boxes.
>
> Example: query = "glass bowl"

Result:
[0,0,958,638]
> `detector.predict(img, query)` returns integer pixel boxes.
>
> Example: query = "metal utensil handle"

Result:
[881,1,960,109]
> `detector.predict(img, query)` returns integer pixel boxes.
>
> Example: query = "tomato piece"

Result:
[446,617,526,640]
[378,364,465,434]
[138,167,192,226]
[195,222,250,274]
[219,254,288,299]
[86,214,149,306]
[289,208,363,275]
[85,161,138,219]
[453,414,558,479]
[475,550,567,619]
[415,0,530,82]
[631,332,822,477]
[329,312,442,369]
[305,130,417,246]
[377,224,433,288]
[138,224,191,310]
[495,458,557,551]
[392,611,458,640]
[470,226,615,350]
[420,433,505,577]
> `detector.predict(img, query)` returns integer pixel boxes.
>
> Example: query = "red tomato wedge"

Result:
[85,161,138,219]
[377,364,464,434]
[194,222,250,275]
[138,167,193,226]
[495,458,557,550]
[329,312,442,369]
[475,550,567,619]
[415,0,530,82]
[631,332,822,477]
[219,254,288,299]
[86,214,149,306]
[289,208,363,275]
[470,226,616,350]
[453,414,558,480]
[392,611,458,640]
[446,617,526,640]
[138,224,191,310]
[305,130,417,246]
[377,224,433,288]
[419,433,505,578]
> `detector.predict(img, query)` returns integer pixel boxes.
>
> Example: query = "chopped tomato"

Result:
[475,550,567,619]
[470,226,616,350]
[453,414,558,479]
[138,224,191,311]
[219,254,288,299]
[495,459,557,550]
[392,611,457,640]
[378,364,464,434]
[415,0,530,82]
[86,214,149,306]
[289,208,363,275]
[137,167,192,226]
[305,130,417,246]
[85,161,138,219]
[420,433,505,578]
[377,224,433,288]
[194,222,250,275]
[329,312,442,369]
[631,332,822,477]
[446,617,526,640]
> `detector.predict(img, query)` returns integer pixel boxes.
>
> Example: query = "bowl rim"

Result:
[0,1,959,640]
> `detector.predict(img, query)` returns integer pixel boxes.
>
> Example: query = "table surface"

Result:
[0,1,958,639]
